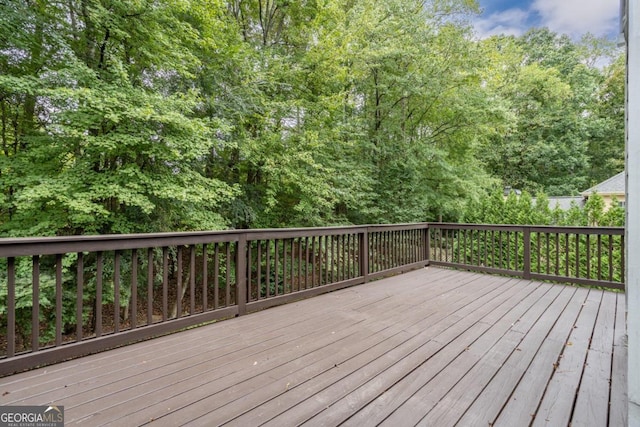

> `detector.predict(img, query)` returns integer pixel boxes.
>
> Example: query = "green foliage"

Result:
[476,30,623,197]
[0,1,625,236]
[463,189,624,228]
[456,189,624,285]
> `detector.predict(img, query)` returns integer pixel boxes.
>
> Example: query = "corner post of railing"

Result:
[523,226,531,280]
[236,233,248,316]
[360,228,369,283]
[424,223,430,264]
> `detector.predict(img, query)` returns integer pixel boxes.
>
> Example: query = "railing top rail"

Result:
[430,223,624,234]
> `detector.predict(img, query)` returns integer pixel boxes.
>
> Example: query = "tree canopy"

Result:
[0,0,625,236]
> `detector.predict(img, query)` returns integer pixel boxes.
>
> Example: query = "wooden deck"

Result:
[0,267,627,426]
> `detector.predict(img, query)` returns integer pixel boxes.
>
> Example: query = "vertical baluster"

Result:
[404,230,408,265]
[597,235,602,281]
[32,256,39,351]
[256,241,261,300]
[323,236,330,285]
[444,229,449,263]
[575,234,580,279]
[76,252,84,341]
[343,233,352,280]
[477,229,481,266]
[608,235,614,282]
[247,240,255,302]
[130,249,137,329]
[214,242,220,308]
[506,232,511,271]
[555,233,560,276]
[564,233,570,277]
[96,252,103,336]
[305,237,310,289]
[265,240,270,298]
[176,246,182,318]
[376,232,381,270]
[397,231,401,267]
[586,234,591,279]
[343,234,348,279]
[202,244,208,309]
[274,240,279,296]
[225,242,231,305]
[55,254,62,346]
[282,239,287,293]
[298,237,303,289]
[331,235,336,282]
[373,232,377,271]
[387,231,391,270]
[162,247,168,322]
[190,245,195,314]
[247,241,253,301]
[491,230,495,268]
[515,232,519,271]
[7,257,15,357]
[312,236,317,286]
[620,234,625,284]
[537,232,541,274]
[290,238,295,292]
[147,248,153,325]
[412,230,417,263]
[484,230,488,267]
[380,231,389,271]
[496,231,501,269]
[546,233,550,275]
[114,250,121,332]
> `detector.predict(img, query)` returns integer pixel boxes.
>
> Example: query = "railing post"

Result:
[360,229,369,283]
[236,234,247,316]
[523,226,531,280]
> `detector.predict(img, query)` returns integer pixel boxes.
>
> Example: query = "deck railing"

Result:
[0,224,428,375]
[429,224,625,291]
[0,223,624,375]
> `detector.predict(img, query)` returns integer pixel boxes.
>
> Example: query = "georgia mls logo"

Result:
[44,406,63,419]
[0,405,64,427]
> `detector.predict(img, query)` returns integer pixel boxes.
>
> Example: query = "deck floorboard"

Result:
[0,267,626,427]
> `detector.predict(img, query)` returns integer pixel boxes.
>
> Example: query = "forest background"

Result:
[0,0,626,237]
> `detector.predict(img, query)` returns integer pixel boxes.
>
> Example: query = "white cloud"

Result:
[532,0,619,37]
[474,8,530,38]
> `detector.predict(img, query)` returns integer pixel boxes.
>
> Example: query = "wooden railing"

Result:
[0,224,428,375]
[0,223,624,375]
[429,224,625,291]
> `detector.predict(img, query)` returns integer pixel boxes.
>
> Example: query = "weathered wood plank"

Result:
[378,284,562,427]
[155,275,516,426]
[67,268,481,425]
[462,286,587,427]
[340,281,546,427]
[423,285,577,426]
[295,279,530,427]
[571,290,617,426]
[530,289,603,426]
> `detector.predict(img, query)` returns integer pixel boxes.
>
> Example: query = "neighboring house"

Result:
[546,196,584,211]
[581,171,626,210]
[529,172,625,211]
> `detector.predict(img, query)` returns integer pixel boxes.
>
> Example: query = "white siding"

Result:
[626,0,640,424]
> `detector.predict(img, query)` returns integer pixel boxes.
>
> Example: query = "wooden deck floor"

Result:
[0,267,627,426]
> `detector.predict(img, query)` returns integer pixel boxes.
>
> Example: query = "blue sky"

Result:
[474,0,621,39]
